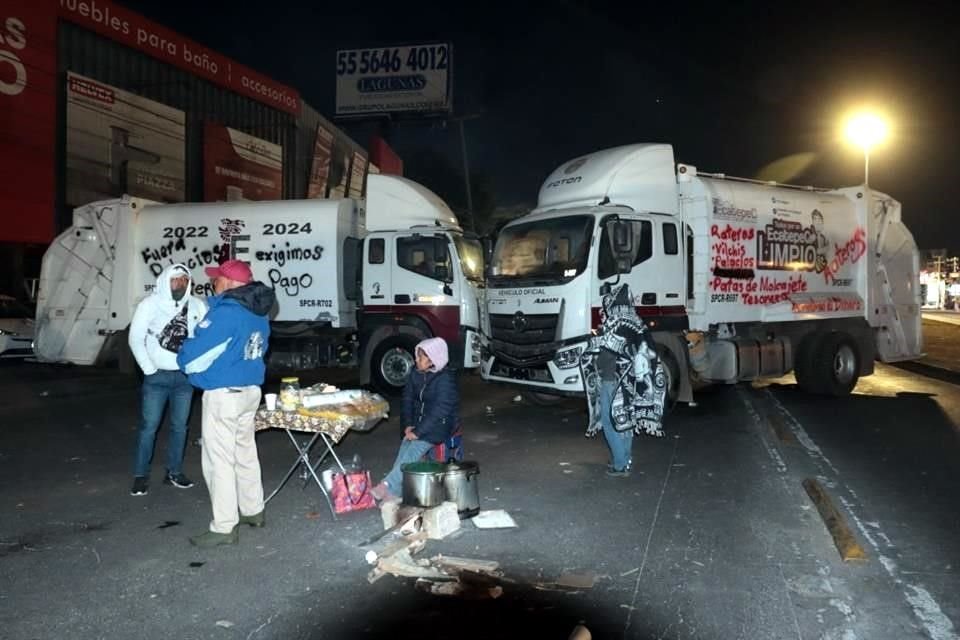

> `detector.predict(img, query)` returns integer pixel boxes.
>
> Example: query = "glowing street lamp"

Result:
[844,112,889,186]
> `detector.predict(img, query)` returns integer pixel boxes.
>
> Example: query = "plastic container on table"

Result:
[279,377,301,412]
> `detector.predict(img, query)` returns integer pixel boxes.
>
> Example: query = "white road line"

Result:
[737,387,787,473]
[765,389,959,640]
[623,435,681,636]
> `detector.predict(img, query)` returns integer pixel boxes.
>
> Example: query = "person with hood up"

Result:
[371,337,459,502]
[176,260,276,548]
[579,282,667,477]
[129,263,208,497]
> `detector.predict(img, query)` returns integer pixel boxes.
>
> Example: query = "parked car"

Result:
[0,295,35,359]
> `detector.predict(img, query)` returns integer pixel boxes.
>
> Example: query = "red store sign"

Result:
[57,0,301,115]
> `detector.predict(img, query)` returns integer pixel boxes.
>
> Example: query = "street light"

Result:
[844,112,889,186]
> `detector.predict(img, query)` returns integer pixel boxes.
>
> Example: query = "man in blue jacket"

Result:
[177,260,276,548]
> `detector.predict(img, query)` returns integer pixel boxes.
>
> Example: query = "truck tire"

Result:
[793,332,825,394]
[371,336,419,396]
[812,332,861,397]
[656,344,680,408]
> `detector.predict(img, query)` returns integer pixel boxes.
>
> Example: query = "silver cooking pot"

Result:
[442,461,480,519]
[401,461,446,508]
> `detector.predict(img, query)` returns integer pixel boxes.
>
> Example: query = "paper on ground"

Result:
[471,510,518,529]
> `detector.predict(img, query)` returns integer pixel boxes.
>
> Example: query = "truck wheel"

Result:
[793,332,824,394]
[812,332,860,396]
[371,336,419,395]
[656,345,680,408]
[521,391,565,406]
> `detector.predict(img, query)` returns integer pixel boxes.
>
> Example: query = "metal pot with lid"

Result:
[442,460,480,519]
[401,461,446,508]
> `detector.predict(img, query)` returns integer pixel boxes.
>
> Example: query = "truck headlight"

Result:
[553,346,583,369]
[0,329,19,337]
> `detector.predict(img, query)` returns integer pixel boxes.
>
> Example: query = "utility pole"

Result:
[450,113,482,233]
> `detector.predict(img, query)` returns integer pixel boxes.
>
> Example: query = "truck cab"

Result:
[359,175,485,392]
[481,145,688,399]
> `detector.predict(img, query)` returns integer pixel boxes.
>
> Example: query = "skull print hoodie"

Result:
[128,264,208,375]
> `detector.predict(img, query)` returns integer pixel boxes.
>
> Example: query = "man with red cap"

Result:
[177,260,276,548]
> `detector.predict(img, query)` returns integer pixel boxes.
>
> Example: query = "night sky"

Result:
[123,0,960,250]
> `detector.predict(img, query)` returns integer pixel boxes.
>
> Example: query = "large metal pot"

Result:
[442,461,480,519]
[401,461,446,508]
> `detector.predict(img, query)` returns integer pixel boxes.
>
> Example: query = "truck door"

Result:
[362,234,391,307]
[596,216,685,317]
[393,233,461,345]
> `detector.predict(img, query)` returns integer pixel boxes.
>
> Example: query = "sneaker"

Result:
[605,467,631,478]
[163,472,194,489]
[130,476,149,496]
[238,511,266,528]
[189,527,239,548]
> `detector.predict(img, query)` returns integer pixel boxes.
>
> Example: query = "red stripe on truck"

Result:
[363,305,461,343]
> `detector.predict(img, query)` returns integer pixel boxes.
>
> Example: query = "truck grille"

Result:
[489,313,559,366]
[489,313,558,345]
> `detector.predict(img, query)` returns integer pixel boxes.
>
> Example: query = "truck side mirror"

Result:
[606,220,634,274]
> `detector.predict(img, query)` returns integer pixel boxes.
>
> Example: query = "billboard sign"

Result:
[335,43,451,116]
[66,72,186,207]
[204,123,282,202]
[0,6,57,243]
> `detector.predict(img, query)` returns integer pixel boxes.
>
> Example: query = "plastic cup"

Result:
[264,393,278,411]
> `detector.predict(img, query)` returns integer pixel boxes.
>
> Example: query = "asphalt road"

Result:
[1,339,958,639]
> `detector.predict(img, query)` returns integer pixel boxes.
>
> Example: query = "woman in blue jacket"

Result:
[372,337,459,501]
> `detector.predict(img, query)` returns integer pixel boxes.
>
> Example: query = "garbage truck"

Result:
[34,174,485,393]
[480,143,922,403]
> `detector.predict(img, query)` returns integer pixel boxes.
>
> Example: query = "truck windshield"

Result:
[488,215,593,286]
[453,236,485,285]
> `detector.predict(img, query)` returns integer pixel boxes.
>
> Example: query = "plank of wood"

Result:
[802,478,868,562]
[377,548,448,579]
[366,530,428,560]
[430,555,500,574]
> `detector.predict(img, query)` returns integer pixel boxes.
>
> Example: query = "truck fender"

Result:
[359,320,431,385]
[650,331,693,404]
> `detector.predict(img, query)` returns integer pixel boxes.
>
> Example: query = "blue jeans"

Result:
[600,380,633,471]
[383,438,434,495]
[133,370,195,477]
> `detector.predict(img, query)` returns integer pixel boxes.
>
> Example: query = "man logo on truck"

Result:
[511,311,528,332]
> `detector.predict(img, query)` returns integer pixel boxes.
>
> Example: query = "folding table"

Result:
[254,405,386,518]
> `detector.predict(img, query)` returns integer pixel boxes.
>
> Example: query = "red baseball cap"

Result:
[205,259,253,284]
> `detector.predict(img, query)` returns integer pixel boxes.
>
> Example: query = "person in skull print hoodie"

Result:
[128,263,208,497]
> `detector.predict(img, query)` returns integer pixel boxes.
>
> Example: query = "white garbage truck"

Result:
[480,143,921,402]
[35,174,485,393]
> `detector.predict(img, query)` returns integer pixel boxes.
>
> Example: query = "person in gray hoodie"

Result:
[128,264,208,496]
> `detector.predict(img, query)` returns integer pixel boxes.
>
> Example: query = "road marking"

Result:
[766,389,959,640]
[737,387,787,473]
[623,434,681,636]
[767,411,798,445]
[801,478,868,562]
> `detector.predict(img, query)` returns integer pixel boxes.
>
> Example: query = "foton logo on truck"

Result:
[0,16,27,96]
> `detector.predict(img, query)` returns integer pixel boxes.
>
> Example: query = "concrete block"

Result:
[422,501,460,540]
